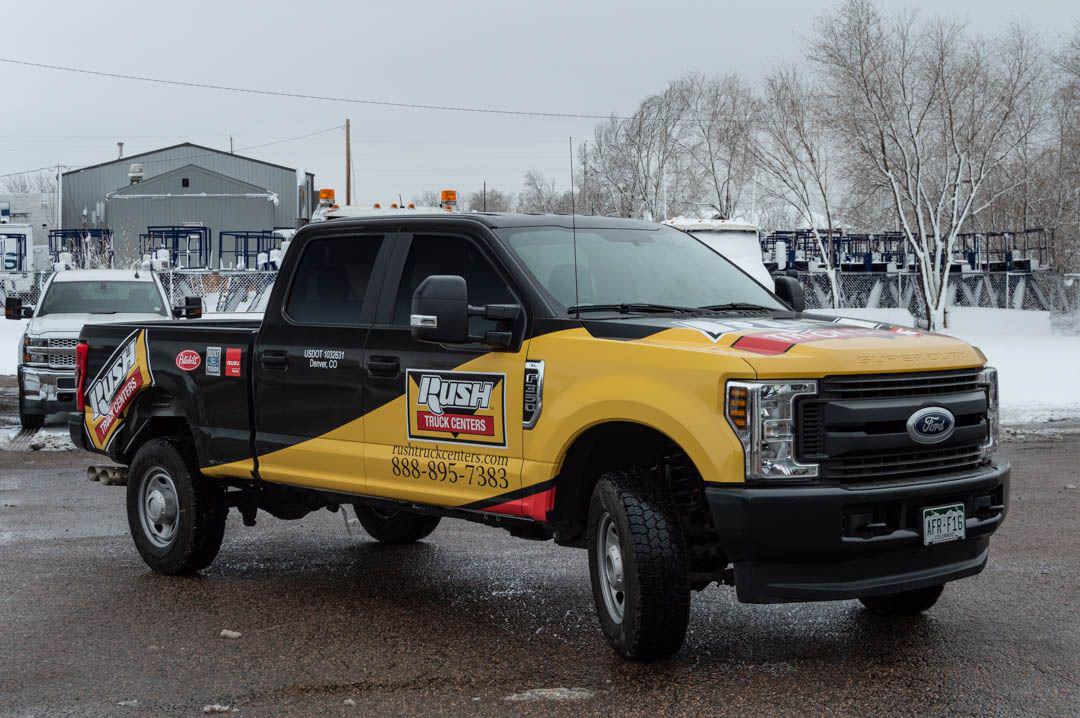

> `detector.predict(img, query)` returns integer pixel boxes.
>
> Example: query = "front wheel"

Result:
[860,584,944,616]
[587,469,690,660]
[18,392,44,430]
[126,438,227,574]
[354,505,440,544]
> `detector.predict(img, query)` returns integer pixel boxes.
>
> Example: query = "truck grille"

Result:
[47,338,79,369]
[800,369,988,483]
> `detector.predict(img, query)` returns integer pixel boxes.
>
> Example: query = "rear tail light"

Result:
[75,341,88,412]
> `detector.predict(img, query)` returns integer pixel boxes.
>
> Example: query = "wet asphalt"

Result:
[0,427,1077,717]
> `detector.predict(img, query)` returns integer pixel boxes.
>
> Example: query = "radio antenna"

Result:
[569,136,580,311]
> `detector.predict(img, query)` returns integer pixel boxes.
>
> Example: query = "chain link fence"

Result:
[0,270,276,314]
[4,268,1080,321]
[790,271,1080,321]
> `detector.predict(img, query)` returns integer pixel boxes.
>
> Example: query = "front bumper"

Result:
[17,365,77,416]
[705,460,1009,603]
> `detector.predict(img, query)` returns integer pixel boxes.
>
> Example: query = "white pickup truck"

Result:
[6,269,172,429]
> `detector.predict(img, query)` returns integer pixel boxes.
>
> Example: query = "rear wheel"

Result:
[354,505,440,544]
[860,584,944,616]
[126,438,227,574]
[587,469,690,660]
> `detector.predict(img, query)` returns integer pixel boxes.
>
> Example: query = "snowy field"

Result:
[3,309,1078,427]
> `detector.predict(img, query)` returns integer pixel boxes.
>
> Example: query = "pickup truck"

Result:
[71,213,1009,660]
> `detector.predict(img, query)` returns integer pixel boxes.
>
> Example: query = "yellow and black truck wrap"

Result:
[71,214,1009,660]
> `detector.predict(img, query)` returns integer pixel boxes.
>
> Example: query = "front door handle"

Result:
[367,355,400,377]
[260,350,288,371]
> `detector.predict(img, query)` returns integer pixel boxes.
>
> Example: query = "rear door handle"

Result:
[367,355,400,377]
[260,350,288,370]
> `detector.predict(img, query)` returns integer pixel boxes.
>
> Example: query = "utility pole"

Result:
[345,118,352,206]
[56,163,63,230]
[483,181,487,211]
[229,134,234,154]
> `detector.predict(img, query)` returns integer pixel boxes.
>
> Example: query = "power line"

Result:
[0,56,619,121]
[0,125,342,178]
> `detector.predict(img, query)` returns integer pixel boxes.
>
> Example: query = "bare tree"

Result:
[465,187,513,213]
[812,0,1045,328]
[517,170,573,214]
[676,73,758,219]
[754,64,842,305]
[410,190,440,208]
[0,169,57,194]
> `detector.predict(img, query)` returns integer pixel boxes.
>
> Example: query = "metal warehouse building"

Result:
[61,143,316,267]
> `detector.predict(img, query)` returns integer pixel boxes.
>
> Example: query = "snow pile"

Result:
[818,307,1080,425]
[0,319,27,375]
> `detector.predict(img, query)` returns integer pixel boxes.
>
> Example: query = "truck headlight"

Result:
[978,366,999,458]
[726,380,819,481]
[23,336,48,366]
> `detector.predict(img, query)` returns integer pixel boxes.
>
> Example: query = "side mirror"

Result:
[5,296,22,320]
[774,276,806,312]
[172,295,203,319]
[411,275,469,344]
[411,275,521,349]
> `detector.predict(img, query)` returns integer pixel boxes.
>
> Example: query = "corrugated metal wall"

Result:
[61,144,312,231]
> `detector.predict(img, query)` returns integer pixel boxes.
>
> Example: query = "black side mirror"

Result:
[411,275,470,344]
[5,296,22,320]
[411,275,521,349]
[774,276,806,312]
[172,295,203,319]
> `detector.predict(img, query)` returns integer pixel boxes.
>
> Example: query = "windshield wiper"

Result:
[698,302,776,312]
[567,303,699,315]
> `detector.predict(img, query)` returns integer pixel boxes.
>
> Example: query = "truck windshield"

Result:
[38,281,167,317]
[497,225,784,312]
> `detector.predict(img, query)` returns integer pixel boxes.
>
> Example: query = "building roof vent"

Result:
[128,163,144,184]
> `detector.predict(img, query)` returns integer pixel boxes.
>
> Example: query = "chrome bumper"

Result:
[18,365,77,414]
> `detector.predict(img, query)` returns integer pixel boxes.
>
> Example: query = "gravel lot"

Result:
[0,416,1077,717]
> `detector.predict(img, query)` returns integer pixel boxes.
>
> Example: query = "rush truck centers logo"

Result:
[406,369,507,447]
[84,330,154,451]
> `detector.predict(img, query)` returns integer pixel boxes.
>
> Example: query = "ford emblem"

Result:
[906,407,956,444]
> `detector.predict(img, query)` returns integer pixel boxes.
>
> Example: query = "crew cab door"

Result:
[252,230,391,494]
[362,231,529,513]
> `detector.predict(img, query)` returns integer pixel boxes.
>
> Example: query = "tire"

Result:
[860,584,944,616]
[18,390,44,430]
[126,438,227,575]
[19,409,45,430]
[587,468,690,660]
[354,505,440,544]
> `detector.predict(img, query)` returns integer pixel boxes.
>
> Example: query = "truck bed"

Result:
[79,318,261,468]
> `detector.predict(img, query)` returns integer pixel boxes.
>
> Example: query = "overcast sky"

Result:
[2,0,1074,206]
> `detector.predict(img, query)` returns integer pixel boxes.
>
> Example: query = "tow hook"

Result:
[87,465,128,486]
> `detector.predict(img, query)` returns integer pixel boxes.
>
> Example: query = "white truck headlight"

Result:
[726,380,819,481]
[23,335,48,366]
[978,366,999,458]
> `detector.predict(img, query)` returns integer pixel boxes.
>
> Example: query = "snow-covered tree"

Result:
[811,0,1044,328]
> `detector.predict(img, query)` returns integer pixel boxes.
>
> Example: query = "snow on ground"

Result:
[818,307,1080,425]
[0,319,27,375]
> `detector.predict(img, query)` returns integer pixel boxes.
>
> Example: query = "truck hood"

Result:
[28,313,169,337]
[582,312,983,376]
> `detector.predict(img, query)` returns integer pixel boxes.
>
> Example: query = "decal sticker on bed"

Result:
[84,330,154,451]
[406,369,507,448]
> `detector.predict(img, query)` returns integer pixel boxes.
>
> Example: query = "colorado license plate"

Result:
[922,503,966,546]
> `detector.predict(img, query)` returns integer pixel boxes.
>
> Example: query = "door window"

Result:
[391,235,516,334]
[285,235,383,324]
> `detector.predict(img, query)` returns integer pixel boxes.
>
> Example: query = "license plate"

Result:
[922,503,966,546]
